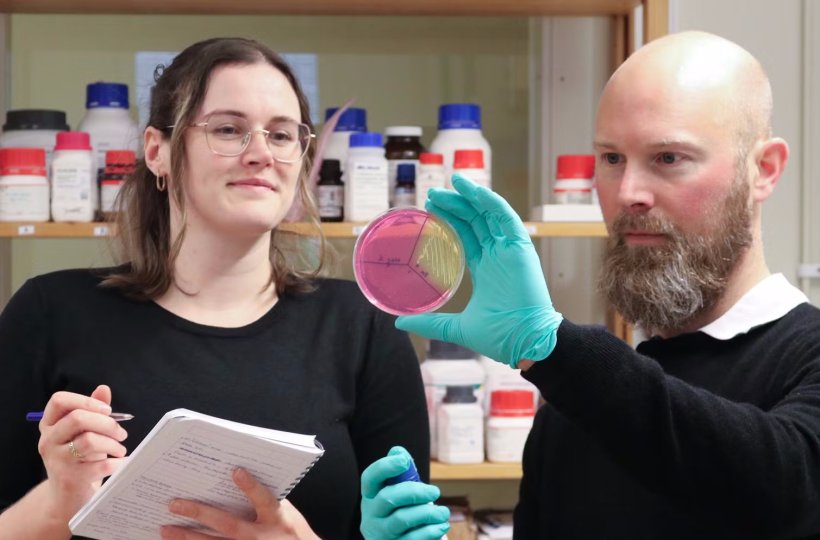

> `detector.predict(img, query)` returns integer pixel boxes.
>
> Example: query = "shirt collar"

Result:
[698,273,809,340]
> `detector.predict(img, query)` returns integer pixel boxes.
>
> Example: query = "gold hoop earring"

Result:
[156,175,167,192]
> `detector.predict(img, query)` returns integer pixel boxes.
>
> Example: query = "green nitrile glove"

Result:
[396,174,563,368]
[360,447,451,540]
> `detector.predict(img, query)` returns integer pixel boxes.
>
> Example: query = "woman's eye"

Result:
[270,130,294,142]
[212,125,242,137]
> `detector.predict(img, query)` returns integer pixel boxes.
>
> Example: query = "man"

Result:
[359,30,820,539]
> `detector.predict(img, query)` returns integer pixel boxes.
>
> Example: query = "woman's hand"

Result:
[160,468,320,540]
[37,384,129,523]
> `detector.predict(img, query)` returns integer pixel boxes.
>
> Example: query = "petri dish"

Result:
[353,207,465,316]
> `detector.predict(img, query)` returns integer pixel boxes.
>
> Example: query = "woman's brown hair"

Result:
[102,37,326,299]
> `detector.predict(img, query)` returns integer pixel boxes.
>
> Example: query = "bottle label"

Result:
[345,161,388,221]
[101,180,124,213]
[318,185,344,219]
[0,179,49,221]
[393,189,416,208]
[416,169,446,208]
[51,162,94,221]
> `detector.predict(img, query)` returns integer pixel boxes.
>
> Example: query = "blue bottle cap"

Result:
[396,163,416,183]
[325,107,367,132]
[384,459,421,485]
[349,132,383,148]
[86,82,130,109]
[438,103,481,130]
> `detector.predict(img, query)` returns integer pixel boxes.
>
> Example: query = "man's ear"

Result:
[752,137,789,202]
[143,126,167,176]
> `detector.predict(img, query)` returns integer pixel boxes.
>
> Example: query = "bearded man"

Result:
[359,30,820,540]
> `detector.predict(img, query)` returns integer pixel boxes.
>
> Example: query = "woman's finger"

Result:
[233,468,281,522]
[40,408,127,452]
[67,431,128,463]
[39,390,112,427]
[166,498,245,538]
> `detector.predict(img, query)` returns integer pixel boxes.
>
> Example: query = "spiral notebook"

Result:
[69,408,324,540]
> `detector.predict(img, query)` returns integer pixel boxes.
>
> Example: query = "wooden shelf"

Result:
[0,221,607,239]
[0,0,642,17]
[430,460,522,481]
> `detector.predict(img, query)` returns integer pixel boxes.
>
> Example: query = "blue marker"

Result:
[385,458,449,540]
[385,458,422,485]
[26,411,134,422]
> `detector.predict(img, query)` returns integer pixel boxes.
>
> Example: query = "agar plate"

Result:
[353,207,465,316]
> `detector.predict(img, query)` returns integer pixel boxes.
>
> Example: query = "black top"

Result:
[0,268,429,539]
[517,303,820,539]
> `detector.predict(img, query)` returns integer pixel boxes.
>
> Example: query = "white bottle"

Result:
[437,385,484,464]
[323,107,367,174]
[421,340,486,459]
[553,154,595,204]
[0,148,50,222]
[452,149,491,189]
[0,109,69,173]
[77,82,140,214]
[429,103,492,187]
[480,355,539,417]
[51,131,95,223]
[416,152,446,208]
[485,389,535,463]
[344,132,389,222]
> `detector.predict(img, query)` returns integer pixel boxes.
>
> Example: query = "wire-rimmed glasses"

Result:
[177,113,315,163]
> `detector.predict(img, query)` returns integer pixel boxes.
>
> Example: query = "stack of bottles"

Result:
[0,81,139,223]
[421,339,538,464]
[317,102,493,223]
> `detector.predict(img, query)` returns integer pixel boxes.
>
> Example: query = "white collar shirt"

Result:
[698,273,809,340]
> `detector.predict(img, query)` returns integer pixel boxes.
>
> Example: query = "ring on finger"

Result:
[68,439,84,460]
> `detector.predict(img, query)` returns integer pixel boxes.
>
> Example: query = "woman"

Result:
[0,37,428,539]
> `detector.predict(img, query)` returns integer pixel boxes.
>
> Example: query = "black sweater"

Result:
[517,303,820,539]
[0,269,429,539]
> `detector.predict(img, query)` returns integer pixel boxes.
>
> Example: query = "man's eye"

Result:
[602,153,621,165]
[658,152,678,164]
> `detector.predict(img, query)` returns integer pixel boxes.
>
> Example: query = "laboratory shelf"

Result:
[0,0,642,17]
[430,460,522,481]
[0,221,607,239]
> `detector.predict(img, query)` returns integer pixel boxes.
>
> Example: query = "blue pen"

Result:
[26,411,134,422]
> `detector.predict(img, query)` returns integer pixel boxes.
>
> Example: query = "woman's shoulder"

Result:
[23,265,128,302]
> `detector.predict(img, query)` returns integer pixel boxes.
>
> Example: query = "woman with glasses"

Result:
[0,37,428,539]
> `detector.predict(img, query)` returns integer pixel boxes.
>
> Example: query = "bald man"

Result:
[360,31,820,540]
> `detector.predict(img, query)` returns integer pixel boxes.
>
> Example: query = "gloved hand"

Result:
[361,447,451,540]
[396,174,563,368]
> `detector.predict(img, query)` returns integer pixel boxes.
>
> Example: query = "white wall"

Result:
[672,0,820,303]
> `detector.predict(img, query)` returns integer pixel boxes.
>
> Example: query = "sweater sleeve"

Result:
[0,279,52,511]
[521,319,820,537]
[349,308,430,481]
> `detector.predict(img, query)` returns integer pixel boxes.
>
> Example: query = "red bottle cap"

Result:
[490,390,535,417]
[453,149,484,169]
[419,152,444,165]
[556,154,595,179]
[105,150,136,166]
[55,131,92,151]
[0,147,47,176]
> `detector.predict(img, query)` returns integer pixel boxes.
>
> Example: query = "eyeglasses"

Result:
[173,113,315,163]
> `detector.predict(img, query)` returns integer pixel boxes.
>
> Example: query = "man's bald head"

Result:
[600,30,772,158]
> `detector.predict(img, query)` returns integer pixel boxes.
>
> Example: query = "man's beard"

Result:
[597,177,753,334]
